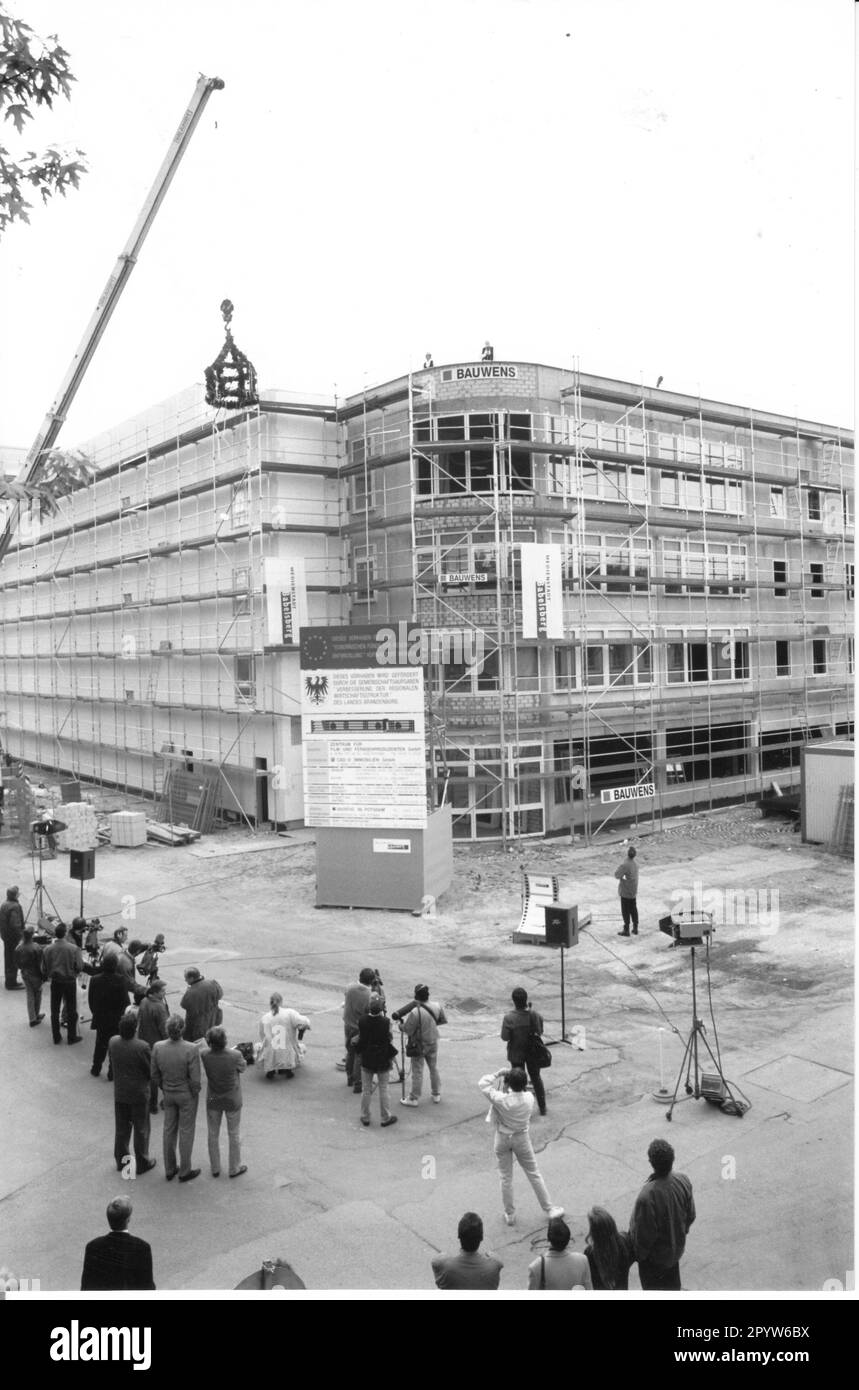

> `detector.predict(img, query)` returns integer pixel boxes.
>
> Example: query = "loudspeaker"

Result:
[69,848,96,881]
[544,904,578,949]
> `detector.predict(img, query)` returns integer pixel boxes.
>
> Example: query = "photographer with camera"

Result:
[392,984,447,1108]
[478,1066,564,1228]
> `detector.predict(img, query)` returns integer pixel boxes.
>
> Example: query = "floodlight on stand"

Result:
[25,816,67,929]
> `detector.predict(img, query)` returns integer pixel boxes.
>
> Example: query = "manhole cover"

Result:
[272,964,305,980]
[450,996,487,1014]
[743,1054,851,1103]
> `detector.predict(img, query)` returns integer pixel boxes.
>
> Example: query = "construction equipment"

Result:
[0,73,225,565]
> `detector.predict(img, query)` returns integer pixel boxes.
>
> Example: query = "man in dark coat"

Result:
[629,1138,696,1290]
[501,986,548,1116]
[354,994,398,1129]
[42,922,84,1044]
[81,1197,155,1291]
[137,979,169,1114]
[14,925,45,1025]
[109,1013,156,1175]
[180,967,223,1042]
[0,885,25,989]
[88,955,131,1078]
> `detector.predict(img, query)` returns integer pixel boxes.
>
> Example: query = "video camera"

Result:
[130,934,167,982]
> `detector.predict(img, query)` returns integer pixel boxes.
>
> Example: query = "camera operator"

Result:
[339,967,386,1095]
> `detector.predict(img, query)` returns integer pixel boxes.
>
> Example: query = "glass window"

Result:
[660,472,679,507]
[581,463,600,497]
[684,475,702,511]
[706,477,726,511]
[847,563,855,601]
[806,489,822,521]
[773,559,787,596]
[437,415,465,441]
[667,641,686,684]
[710,638,733,681]
[812,639,827,674]
[809,563,824,599]
[635,644,652,683]
[585,646,605,687]
[235,655,255,701]
[554,646,577,691]
[608,643,634,686]
[775,640,790,677]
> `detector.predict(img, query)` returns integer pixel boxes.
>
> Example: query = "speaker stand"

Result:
[545,945,573,1048]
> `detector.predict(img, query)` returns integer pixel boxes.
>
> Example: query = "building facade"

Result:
[340,361,854,840]
[0,361,853,840]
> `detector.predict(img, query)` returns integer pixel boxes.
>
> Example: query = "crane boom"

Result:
[0,73,225,563]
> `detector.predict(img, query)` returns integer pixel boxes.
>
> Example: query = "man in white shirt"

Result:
[478,1066,564,1228]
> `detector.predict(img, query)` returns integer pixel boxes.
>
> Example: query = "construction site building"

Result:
[0,385,345,827]
[340,360,854,841]
[0,360,853,841]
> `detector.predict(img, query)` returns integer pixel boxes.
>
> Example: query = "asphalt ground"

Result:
[0,806,853,1299]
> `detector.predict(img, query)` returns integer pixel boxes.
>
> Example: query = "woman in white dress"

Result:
[259,992,310,1080]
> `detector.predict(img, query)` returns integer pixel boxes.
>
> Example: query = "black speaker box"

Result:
[69,848,96,881]
[544,904,578,948]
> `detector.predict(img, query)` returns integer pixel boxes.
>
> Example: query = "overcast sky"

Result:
[0,0,853,452]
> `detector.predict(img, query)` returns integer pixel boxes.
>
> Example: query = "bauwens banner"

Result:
[520,544,564,639]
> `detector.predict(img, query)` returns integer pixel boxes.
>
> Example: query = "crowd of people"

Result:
[4,876,700,1292]
[433,1139,694,1290]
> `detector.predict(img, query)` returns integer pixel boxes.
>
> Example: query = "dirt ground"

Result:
[0,802,853,1297]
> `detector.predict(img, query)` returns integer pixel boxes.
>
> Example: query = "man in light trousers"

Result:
[392,983,447,1107]
[478,1066,564,1227]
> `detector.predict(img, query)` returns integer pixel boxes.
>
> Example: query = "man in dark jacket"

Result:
[109,1014,156,1175]
[14,925,45,1025]
[180,967,223,1042]
[629,1138,696,1290]
[42,922,84,1044]
[0,885,25,989]
[88,955,131,1078]
[355,995,398,1129]
[501,986,547,1116]
[137,979,169,1113]
[81,1197,155,1291]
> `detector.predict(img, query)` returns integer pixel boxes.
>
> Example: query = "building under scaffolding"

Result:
[0,360,853,840]
[340,360,854,841]
[0,384,346,827]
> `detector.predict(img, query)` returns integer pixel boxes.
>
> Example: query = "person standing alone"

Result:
[615,846,640,936]
[0,885,24,990]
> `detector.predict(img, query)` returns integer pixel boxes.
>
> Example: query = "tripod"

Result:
[666,943,744,1121]
[24,834,63,928]
[545,945,573,1048]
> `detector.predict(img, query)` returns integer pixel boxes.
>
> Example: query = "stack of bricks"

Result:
[55,801,99,851]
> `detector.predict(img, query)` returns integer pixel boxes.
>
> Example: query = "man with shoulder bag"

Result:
[501,986,551,1116]
[392,983,447,1108]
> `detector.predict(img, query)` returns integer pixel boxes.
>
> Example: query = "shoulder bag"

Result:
[526,1010,552,1069]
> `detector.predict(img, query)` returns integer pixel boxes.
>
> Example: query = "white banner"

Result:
[520,544,564,639]
[263,558,307,646]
